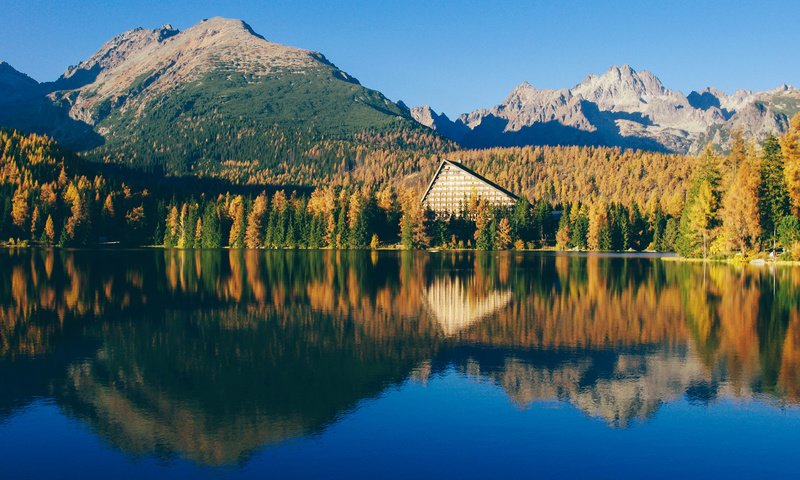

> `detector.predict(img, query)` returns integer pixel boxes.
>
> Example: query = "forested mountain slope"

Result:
[0,18,446,182]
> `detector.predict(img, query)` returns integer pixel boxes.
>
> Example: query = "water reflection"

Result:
[1,249,799,463]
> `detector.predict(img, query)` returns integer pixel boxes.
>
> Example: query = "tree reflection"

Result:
[1,249,799,462]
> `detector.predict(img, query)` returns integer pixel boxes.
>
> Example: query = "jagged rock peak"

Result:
[575,64,666,99]
[570,64,670,113]
[410,105,440,127]
[59,23,179,85]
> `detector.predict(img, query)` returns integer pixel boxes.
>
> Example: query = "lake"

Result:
[1,249,799,479]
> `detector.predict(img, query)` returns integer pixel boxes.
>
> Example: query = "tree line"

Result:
[2,113,800,258]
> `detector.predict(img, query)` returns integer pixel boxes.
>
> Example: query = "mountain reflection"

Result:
[1,249,799,463]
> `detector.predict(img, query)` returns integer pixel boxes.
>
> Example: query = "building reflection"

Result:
[425,275,512,336]
[1,249,800,462]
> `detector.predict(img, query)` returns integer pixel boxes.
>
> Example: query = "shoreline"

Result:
[3,244,800,265]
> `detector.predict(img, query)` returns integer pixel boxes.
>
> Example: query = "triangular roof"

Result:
[420,159,520,204]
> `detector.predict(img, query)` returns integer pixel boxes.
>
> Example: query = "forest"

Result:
[1,112,800,259]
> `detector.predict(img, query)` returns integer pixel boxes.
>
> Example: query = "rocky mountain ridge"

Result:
[410,65,800,153]
[44,17,373,128]
[2,22,799,160]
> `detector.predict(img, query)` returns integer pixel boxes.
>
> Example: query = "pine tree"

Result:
[335,199,348,248]
[628,203,649,250]
[473,200,492,250]
[533,200,554,246]
[777,215,800,248]
[348,192,368,248]
[511,197,531,242]
[663,217,679,252]
[759,134,790,248]
[200,202,221,248]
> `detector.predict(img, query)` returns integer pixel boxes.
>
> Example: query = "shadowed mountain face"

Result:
[2,249,800,465]
[411,65,800,153]
[0,62,104,149]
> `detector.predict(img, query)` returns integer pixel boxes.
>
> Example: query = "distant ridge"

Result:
[410,65,800,153]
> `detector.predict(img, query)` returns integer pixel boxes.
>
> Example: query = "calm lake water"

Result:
[1,249,799,479]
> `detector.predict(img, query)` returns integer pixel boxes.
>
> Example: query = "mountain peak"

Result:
[48,16,338,124]
[196,17,265,40]
[0,60,41,100]
[572,64,667,110]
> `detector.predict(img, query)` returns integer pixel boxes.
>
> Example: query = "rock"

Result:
[411,65,800,153]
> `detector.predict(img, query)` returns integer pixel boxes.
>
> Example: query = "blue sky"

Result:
[1,0,798,116]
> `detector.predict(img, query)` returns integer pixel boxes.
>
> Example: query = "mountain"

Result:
[0,61,41,100]
[408,105,469,141]
[0,61,102,148]
[0,18,434,181]
[412,65,800,153]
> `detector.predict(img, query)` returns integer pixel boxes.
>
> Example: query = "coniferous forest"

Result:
[2,112,800,259]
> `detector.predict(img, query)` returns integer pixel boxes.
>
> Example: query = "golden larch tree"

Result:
[781,113,800,215]
[720,150,762,254]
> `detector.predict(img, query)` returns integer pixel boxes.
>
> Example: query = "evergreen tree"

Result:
[348,192,368,248]
[777,215,800,248]
[532,200,554,247]
[651,207,666,251]
[334,201,348,249]
[200,202,222,248]
[628,203,649,250]
[473,200,493,250]
[759,134,790,248]
[511,197,532,243]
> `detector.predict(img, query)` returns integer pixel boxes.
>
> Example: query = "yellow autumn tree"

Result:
[228,195,246,248]
[587,200,607,251]
[11,185,29,229]
[720,149,762,255]
[781,113,800,215]
[165,206,180,247]
[43,215,55,246]
[496,217,512,250]
[245,192,268,248]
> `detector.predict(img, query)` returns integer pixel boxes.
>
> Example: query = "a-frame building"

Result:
[421,159,519,216]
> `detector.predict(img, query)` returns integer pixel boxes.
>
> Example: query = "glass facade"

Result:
[421,161,517,215]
